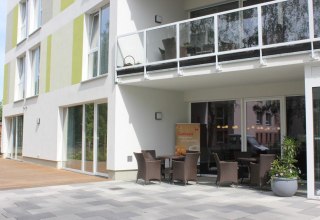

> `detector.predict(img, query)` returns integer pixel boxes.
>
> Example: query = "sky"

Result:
[0,0,7,101]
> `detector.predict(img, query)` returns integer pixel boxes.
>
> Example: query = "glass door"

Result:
[64,103,108,176]
[245,99,282,157]
[312,88,320,196]
[11,115,24,160]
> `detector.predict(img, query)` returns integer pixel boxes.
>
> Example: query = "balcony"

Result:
[116,0,320,79]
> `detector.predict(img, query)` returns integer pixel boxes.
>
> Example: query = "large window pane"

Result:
[147,25,176,62]
[246,100,281,156]
[100,6,109,75]
[180,17,215,57]
[218,8,258,51]
[313,88,320,196]
[85,104,94,172]
[97,103,108,173]
[286,96,306,180]
[262,0,309,45]
[66,106,83,170]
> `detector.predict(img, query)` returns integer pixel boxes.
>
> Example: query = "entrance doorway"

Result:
[10,115,24,160]
[63,102,108,176]
[191,97,306,176]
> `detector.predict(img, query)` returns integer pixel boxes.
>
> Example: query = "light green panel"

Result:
[12,5,18,49]
[61,0,75,11]
[72,15,84,85]
[3,64,10,105]
[50,22,73,91]
[46,35,52,93]
[5,5,18,52]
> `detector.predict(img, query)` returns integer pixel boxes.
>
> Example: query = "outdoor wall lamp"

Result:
[155,15,162,24]
[155,112,162,120]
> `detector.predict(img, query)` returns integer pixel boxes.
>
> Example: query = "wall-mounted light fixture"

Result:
[155,15,163,24]
[155,112,162,120]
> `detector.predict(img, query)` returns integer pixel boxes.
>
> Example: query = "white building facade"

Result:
[2,0,320,199]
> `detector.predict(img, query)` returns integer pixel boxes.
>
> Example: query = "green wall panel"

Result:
[12,5,18,49]
[46,35,52,92]
[61,0,75,11]
[72,15,84,85]
[3,63,10,105]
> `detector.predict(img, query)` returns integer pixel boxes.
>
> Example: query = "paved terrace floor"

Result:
[0,179,319,220]
[0,158,107,190]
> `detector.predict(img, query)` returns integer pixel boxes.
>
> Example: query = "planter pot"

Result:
[271,177,298,197]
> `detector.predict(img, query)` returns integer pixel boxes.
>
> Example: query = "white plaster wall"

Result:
[183,0,226,11]
[184,81,304,102]
[2,76,109,162]
[113,85,188,171]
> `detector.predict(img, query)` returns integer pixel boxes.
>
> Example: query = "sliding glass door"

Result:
[64,102,108,176]
[11,115,24,160]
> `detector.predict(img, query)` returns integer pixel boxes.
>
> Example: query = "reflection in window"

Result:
[286,96,306,179]
[314,0,320,38]
[88,6,110,79]
[66,105,83,170]
[312,89,320,195]
[16,56,26,100]
[247,100,280,156]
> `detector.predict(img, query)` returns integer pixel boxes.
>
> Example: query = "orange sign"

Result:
[175,123,200,155]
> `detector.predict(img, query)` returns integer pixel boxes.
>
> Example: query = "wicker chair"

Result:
[172,153,200,185]
[250,154,276,187]
[213,153,238,186]
[134,152,161,185]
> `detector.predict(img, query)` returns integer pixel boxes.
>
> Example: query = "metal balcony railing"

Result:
[116,0,320,78]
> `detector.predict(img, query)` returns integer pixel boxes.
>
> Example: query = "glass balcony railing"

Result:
[116,0,320,76]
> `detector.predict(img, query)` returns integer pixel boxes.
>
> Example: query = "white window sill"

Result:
[81,73,108,84]
[26,95,39,100]
[17,38,27,47]
[14,99,24,104]
[29,27,41,37]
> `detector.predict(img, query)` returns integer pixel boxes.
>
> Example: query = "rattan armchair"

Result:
[250,154,276,187]
[134,152,161,185]
[213,153,238,186]
[172,152,200,185]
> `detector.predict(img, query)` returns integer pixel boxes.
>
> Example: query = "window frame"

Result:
[18,0,28,42]
[16,55,26,101]
[30,46,40,96]
[29,0,42,34]
[85,5,110,80]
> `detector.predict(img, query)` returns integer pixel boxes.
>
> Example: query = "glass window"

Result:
[85,104,94,172]
[19,0,27,41]
[16,56,26,100]
[246,100,281,156]
[191,101,241,174]
[31,47,40,96]
[66,105,83,170]
[286,96,306,180]
[29,0,42,33]
[312,88,320,196]
[12,116,24,160]
[88,6,110,79]
[97,103,108,173]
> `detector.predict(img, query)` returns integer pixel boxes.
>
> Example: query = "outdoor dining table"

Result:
[156,155,185,181]
[236,157,258,183]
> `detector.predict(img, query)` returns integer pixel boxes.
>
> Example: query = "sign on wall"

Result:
[175,123,200,155]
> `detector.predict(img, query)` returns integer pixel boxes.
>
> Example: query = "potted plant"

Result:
[269,136,300,197]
